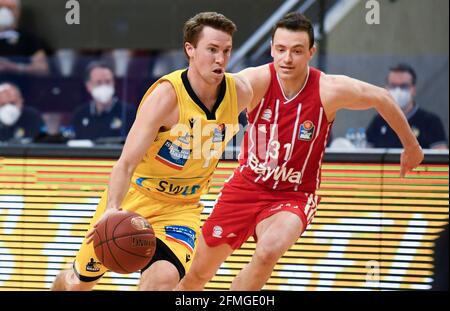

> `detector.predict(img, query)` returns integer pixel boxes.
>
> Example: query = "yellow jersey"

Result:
[131,69,239,202]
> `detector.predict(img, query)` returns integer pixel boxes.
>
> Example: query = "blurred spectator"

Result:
[366,63,448,149]
[0,82,44,142]
[0,0,49,76]
[70,61,136,141]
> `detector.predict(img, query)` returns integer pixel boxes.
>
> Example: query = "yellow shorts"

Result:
[73,186,203,282]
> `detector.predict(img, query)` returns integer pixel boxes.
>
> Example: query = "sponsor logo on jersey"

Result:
[156,180,201,196]
[298,120,315,141]
[261,109,272,122]
[155,140,191,170]
[212,123,226,143]
[165,226,196,252]
[248,153,302,184]
[135,177,201,196]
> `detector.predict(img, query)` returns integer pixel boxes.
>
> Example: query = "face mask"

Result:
[0,103,21,126]
[91,84,115,104]
[389,87,412,109]
[0,7,15,29]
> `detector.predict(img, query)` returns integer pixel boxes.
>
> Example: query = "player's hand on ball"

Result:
[86,207,122,244]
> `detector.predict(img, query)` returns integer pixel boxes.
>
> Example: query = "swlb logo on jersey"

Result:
[135,177,201,196]
[155,140,191,170]
[298,120,315,141]
[261,109,272,122]
[212,123,226,143]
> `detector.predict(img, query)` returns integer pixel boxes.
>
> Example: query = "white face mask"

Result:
[0,7,15,29]
[91,84,115,104]
[0,103,21,126]
[389,87,412,109]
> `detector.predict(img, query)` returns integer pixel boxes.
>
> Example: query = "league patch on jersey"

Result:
[212,123,226,142]
[164,225,196,253]
[261,109,272,122]
[155,140,191,170]
[298,120,315,141]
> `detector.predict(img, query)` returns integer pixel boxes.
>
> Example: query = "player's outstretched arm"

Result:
[321,74,424,177]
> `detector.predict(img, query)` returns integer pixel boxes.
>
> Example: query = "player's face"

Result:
[185,26,232,85]
[271,28,316,81]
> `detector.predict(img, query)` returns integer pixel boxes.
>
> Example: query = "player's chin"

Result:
[278,70,296,79]
[210,72,224,83]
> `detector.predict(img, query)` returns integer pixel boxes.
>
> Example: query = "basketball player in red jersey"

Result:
[176,12,424,290]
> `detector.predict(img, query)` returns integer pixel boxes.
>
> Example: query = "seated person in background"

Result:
[0,0,49,76]
[70,61,136,141]
[0,82,44,142]
[367,63,448,149]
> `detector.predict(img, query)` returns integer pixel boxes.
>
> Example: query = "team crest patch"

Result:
[212,123,226,143]
[298,120,315,141]
[261,109,272,122]
[155,140,190,170]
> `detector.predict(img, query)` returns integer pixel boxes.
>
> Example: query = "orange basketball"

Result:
[92,210,156,274]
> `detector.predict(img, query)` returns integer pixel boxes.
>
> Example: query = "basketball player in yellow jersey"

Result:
[51,12,253,291]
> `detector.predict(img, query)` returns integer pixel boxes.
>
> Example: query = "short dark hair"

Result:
[272,12,315,49]
[84,61,114,82]
[183,12,237,58]
[389,63,417,85]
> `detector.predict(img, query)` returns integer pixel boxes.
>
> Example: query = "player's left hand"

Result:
[400,143,424,178]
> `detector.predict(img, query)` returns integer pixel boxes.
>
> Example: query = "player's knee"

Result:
[186,265,214,285]
[254,245,282,267]
[61,270,96,291]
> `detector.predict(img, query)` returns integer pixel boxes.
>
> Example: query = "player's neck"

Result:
[278,67,309,99]
[187,68,222,111]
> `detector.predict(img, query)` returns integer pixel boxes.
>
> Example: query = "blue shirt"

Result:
[366,106,448,149]
[71,98,136,141]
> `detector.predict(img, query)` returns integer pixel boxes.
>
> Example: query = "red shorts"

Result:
[202,171,319,250]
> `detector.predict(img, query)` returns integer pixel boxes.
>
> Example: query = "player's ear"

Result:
[270,40,274,58]
[185,42,195,59]
[309,44,317,60]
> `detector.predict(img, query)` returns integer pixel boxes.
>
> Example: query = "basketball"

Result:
[92,210,156,274]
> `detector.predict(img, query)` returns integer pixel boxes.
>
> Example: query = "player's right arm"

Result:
[106,81,178,211]
[86,81,178,241]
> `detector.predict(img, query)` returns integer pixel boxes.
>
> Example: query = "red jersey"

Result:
[238,63,332,194]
